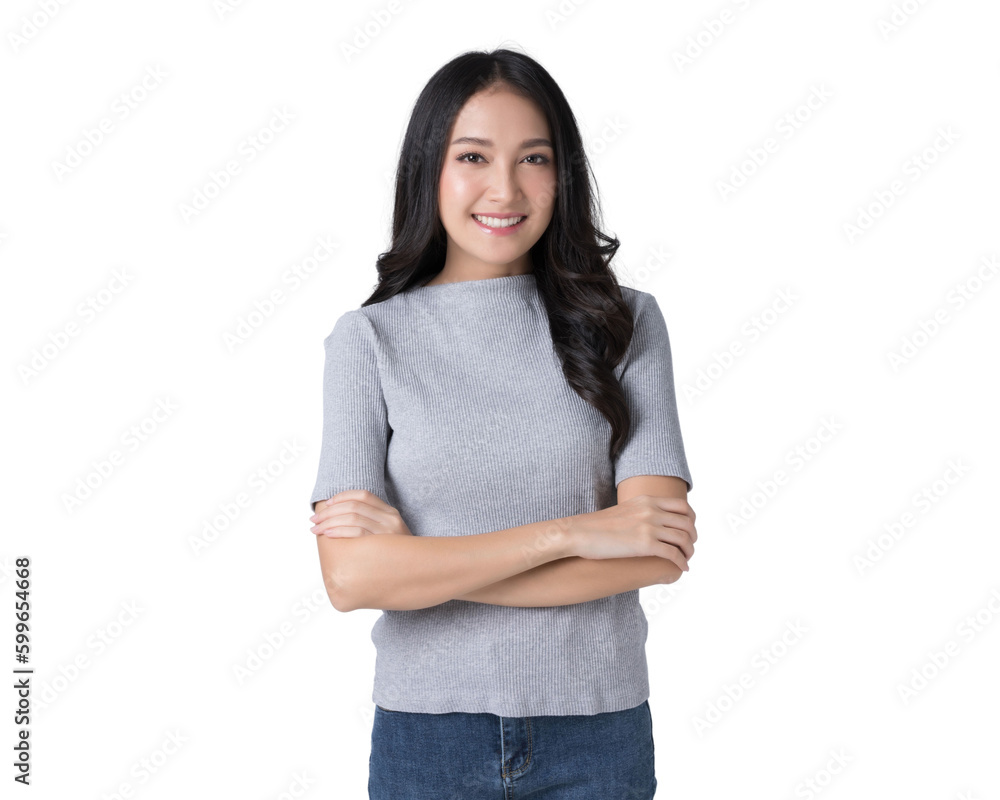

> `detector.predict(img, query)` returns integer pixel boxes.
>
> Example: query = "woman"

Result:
[308,47,697,799]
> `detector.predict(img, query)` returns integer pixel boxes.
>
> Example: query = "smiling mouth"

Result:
[471,213,528,229]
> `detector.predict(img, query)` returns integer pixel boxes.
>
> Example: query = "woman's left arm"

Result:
[455,476,694,607]
[454,553,682,606]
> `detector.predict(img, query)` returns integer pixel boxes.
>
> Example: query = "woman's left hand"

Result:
[309,489,414,538]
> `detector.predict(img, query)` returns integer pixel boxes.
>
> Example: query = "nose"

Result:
[485,162,523,203]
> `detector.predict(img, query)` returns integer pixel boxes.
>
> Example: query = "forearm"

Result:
[333,516,575,611]
[455,555,683,607]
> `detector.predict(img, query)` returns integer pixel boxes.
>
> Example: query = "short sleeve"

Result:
[309,310,390,513]
[612,291,693,493]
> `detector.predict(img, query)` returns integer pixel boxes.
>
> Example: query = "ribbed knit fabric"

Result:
[310,272,693,716]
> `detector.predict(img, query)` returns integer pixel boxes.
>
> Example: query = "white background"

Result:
[3,0,999,798]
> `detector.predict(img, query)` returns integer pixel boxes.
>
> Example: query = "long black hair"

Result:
[362,47,637,462]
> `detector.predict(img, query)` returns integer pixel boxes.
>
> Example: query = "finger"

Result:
[310,490,388,523]
[650,495,696,520]
[312,509,387,536]
[656,512,697,554]
[313,489,392,516]
[310,494,348,522]
[659,529,694,560]
[652,514,695,559]
[311,495,385,526]
[313,500,411,538]
[658,543,689,572]
[315,525,370,538]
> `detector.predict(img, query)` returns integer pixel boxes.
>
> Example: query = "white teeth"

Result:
[473,214,526,229]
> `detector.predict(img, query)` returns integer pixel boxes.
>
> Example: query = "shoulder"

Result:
[618,283,642,307]
[615,287,673,374]
[330,291,418,334]
[323,307,372,341]
[617,285,666,333]
[320,293,416,356]
[319,308,384,364]
[617,284,663,320]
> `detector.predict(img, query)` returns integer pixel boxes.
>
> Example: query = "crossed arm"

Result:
[316,475,693,609]
[454,475,690,606]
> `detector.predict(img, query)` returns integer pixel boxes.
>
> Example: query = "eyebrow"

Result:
[450,136,553,148]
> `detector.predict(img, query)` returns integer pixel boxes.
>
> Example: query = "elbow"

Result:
[327,581,361,613]
[317,535,370,612]
[320,562,361,613]
[329,587,358,613]
[316,535,402,612]
[333,597,359,613]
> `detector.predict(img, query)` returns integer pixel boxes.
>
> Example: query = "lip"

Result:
[471,213,528,236]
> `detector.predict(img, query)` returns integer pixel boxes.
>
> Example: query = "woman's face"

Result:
[437,87,557,276]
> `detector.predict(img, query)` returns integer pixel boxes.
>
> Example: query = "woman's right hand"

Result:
[566,495,697,572]
[309,489,414,538]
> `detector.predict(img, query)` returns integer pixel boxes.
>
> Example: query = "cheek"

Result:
[525,171,558,214]
[439,168,477,210]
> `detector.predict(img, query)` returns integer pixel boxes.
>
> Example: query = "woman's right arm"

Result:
[318,514,575,612]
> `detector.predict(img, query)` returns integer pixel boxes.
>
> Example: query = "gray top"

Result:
[310,272,693,716]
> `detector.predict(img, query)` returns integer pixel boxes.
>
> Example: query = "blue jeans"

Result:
[369,699,657,799]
